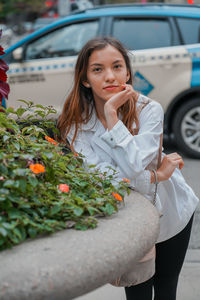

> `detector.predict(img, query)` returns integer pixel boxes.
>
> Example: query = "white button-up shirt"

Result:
[67,94,199,243]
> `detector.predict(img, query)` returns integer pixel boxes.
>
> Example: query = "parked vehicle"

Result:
[32,18,57,32]
[2,4,200,157]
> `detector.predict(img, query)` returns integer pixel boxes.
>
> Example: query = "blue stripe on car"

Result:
[7,62,75,74]
[187,46,200,87]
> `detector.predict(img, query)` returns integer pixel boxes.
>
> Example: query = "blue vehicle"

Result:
[3,3,200,158]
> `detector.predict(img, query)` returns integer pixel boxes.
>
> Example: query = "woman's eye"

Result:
[114,64,122,69]
[93,67,102,72]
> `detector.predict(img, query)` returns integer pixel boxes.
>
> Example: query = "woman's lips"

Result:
[103,85,119,91]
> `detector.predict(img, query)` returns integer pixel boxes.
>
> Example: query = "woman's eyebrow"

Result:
[90,63,103,67]
[112,59,123,64]
[90,59,123,67]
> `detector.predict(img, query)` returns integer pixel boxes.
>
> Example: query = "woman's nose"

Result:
[105,68,115,82]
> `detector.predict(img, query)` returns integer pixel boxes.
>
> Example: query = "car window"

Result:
[112,18,172,50]
[25,20,98,60]
[176,17,200,44]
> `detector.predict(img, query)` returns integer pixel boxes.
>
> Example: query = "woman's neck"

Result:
[94,101,108,129]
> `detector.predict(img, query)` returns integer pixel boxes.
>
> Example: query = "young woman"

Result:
[57,37,199,300]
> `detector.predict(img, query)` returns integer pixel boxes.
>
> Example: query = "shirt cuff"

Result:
[132,170,154,195]
[101,120,131,148]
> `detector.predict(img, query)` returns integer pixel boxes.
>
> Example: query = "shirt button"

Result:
[110,138,113,141]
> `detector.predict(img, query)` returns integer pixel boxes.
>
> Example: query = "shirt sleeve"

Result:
[101,100,164,179]
[68,136,156,196]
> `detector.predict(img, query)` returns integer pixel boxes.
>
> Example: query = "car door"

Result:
[7,18,101,114]
[108,16,191,111]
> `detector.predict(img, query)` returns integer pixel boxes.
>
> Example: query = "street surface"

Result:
[164,141,200,249]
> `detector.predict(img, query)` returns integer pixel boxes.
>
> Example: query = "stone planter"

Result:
[0,191,159,300]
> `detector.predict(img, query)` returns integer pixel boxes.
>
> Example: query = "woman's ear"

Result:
[82,81,91,88]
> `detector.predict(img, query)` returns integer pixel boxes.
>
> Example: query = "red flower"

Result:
[29,164,45,174]
[0,30,10,105]
[0,69,7,82]
[59,184,69,193]
[0,80,10,99]
[45,135,58,145]
[112,192,123,201]
[123,178,130,183]
[0,46,5,56]
[0,59,9,72]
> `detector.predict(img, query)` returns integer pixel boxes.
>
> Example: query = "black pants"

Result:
[125,215,194,300]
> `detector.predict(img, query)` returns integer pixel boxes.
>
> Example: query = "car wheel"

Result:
[172,97,200,158]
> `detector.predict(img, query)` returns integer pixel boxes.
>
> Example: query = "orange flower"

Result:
[112,192,123,201]
[45,136,57,145]
[29,164,45,174]
[73,152,79,157]
[123,178,130,183]
[59,184,69,193]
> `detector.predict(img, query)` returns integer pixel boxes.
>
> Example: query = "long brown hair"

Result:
[57,37,139,149]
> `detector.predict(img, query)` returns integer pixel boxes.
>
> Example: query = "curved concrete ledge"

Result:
[0,191,159,300]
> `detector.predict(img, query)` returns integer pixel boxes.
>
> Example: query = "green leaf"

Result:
[16,107,27,117]
[3,135,9,142]
[0,188,9,201]
[87,207,100,216]
[28,227,38,238]
[20,154,34,160]
[0,227,7,237]
[34,104,45,109]
[13,169,27,176]
[28,176,38,187]
[0,239,5,246]
[101,203,116,216]
[43,152,54,159]
[18,179,27,193]
[6,107,15,114]
[8,209,23,220]
[50,205,61,216]
[13,227,26,241]
[12,142,20,151]
[3,180,15,188]
[73,207,84,216]
[95,198,105,203]
[0,164,8,175]
[0,188,9,195]
[2,222,15,230]
[75,224,88,230]
[17,99,33,106]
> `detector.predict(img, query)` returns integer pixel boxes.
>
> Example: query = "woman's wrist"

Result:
[104,103,118,131]
[150,170,162,183]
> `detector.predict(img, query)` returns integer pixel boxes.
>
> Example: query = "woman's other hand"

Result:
[151,153,184,183]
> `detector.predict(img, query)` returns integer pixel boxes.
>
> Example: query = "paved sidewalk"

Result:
[76,249,200,300]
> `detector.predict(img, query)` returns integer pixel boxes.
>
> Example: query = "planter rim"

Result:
[0,191,159,300]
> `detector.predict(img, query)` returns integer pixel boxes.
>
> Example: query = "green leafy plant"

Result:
[0,101,129,251]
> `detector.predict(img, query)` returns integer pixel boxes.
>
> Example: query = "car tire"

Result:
[172,97,200,158]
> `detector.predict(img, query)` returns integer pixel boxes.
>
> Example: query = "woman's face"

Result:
[83,45,130,105]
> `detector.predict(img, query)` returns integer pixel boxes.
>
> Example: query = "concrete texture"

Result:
[76,249,200,300]
[0,191,159,300]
